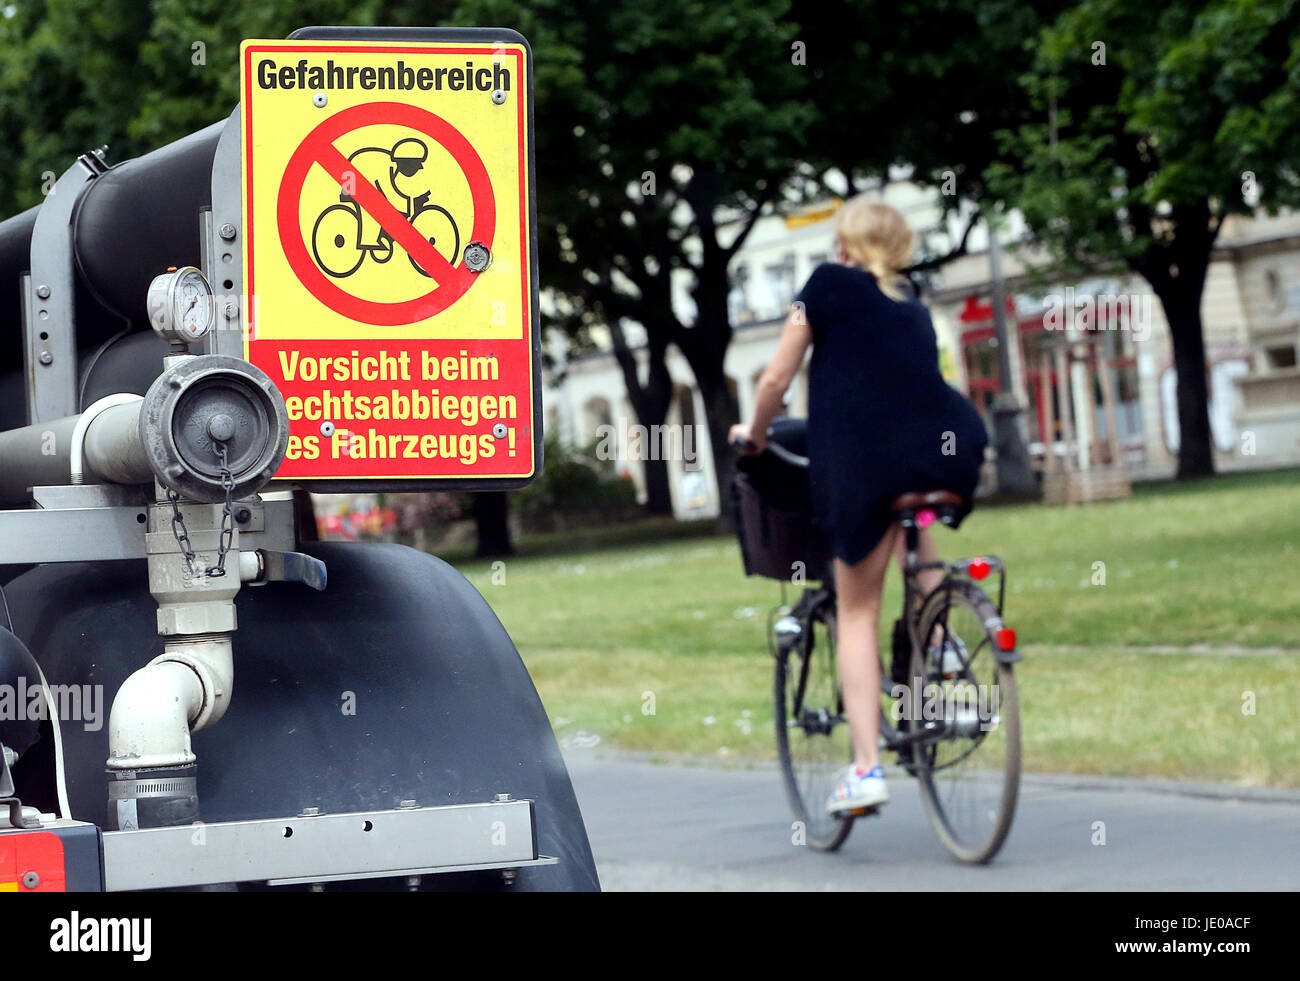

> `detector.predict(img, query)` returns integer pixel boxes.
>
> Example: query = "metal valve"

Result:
[138,355,290,503]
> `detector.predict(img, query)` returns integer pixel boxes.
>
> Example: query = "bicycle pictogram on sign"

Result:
[310,136,462,279]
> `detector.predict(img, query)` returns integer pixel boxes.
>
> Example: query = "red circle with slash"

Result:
[277,102,495,326]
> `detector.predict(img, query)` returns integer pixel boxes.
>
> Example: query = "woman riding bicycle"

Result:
[729,196,988,816]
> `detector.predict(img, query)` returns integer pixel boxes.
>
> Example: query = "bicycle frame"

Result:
[773,511,1013,756]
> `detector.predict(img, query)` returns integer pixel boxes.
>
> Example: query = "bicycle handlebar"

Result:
[731,431,811,469]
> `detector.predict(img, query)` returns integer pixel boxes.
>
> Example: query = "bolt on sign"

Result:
[239,28,539,488]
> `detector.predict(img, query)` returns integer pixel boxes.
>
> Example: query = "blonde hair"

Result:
[833,196,915,300]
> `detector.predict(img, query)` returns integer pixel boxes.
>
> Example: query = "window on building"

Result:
[1265,268,1286,314]
[729,263,755,324]
[1021,331,1059,447]
[1265,344,1297,369]
[761,253,797,320]
[583,397,613,446]
[1019,326,1144,468]
[961,331,999,435]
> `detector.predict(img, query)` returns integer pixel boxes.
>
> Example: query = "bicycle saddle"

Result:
[890,490,966,511]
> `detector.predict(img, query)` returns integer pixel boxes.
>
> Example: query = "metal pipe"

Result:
[73,123,223,324]
[79,401,149,485]
[0,123,223,379]
[106,634,233,770]
[105,659,204,770]
[71,393,143,483]
[0,399,151,503]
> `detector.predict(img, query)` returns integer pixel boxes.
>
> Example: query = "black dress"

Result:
[796,263,988,565]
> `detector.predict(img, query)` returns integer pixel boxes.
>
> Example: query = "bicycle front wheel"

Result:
[909,580,1021,864]
[773,595,853,852]
[408,205,461,277]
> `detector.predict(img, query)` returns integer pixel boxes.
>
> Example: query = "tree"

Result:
[987,0,1300,478]
[452,0,810,519]
[488,0,1055,519]
[470,492,513,557]
[794,1,1065,259]
[442,0,680,514]
[0,0,395,215]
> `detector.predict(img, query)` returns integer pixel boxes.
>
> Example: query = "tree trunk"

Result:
[620,363,675,516]
[641,455,673,516]
[292,489,319,542]
[1156,288,1216,478]
[608,318,676,516]
[471,492,513,558]
[695,364,741,527]
[681,271,739,525]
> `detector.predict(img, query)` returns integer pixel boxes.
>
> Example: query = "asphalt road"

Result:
[563,751,1300,891]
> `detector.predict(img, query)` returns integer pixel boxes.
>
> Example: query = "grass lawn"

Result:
[455,468,1300,788]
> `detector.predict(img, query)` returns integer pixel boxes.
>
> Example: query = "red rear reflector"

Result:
[995,627,1017,651]
[967,557,990,580]
[0,831,67,891]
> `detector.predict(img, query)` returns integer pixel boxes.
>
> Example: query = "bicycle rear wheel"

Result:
[311,204,365,278]
[773,594,853,852]
[909,580,1020,864]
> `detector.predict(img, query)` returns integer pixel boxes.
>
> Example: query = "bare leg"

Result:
[895,525,944,603]
[834,525,899,770]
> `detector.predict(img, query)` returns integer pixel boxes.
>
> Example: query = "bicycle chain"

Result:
[167,440,236,580]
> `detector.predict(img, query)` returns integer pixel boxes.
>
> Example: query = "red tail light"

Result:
[967,557,990,580]
[995,627,1017,651]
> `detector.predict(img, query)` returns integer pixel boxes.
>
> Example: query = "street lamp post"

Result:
[987,222,1039,497]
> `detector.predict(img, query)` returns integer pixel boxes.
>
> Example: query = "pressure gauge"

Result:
[147,266,215,344]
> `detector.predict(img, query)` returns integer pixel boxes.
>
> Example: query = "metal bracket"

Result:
[0,493,295,564]
[101,798,550,890]
[0,504,150,563]
[206,109,244,359]
[255,550,328,590]
[0,744,15,798]
[0,798,39,830]
[23,148,112,424]
[0,747,38,830]
[32,483,150,509]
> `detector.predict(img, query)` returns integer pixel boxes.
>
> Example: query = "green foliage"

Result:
[797,0,1061,206]
[986,0,1300,275]
[980,0,1300,476]
[0,0,409,214]
[514,435,637,515]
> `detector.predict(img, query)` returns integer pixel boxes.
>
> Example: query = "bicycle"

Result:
[311,193,461,279]
[733,423,1022,863]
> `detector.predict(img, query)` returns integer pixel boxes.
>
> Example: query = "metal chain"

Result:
[167,440,236,579]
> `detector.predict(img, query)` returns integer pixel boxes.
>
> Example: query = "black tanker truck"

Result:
[0,26,600,891]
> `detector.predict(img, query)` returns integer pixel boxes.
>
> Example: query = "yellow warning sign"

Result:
[240,38,531,339]
[238,36,539,484]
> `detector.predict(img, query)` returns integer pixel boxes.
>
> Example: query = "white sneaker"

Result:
[826,764,889,815]
[930,635,969,676]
